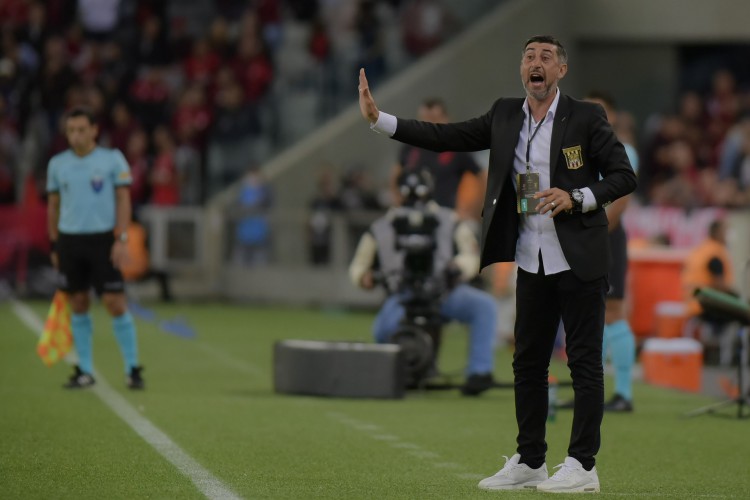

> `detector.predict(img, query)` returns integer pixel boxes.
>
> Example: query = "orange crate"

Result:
[654,301,688,338]
[641,338,702,392]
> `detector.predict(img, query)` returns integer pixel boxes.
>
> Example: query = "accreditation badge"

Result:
[563,145,584,169]
[516,172,540,214]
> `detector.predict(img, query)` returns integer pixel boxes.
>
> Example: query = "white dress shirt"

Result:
[513,90,570,275]
[371,89,597,276]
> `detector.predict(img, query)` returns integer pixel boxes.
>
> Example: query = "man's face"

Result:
[65,116,98,152]
[520,42,567,102]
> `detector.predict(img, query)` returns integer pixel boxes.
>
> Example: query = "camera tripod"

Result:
[684,259,750,419]
[683,325,750,419]
[389,296,520,392]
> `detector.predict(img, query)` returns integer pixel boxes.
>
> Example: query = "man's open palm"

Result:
[358,68,379,123]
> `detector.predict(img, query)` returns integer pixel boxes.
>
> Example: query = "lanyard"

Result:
[526,113,545,173]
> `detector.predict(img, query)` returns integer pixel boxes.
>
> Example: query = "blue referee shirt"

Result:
[46,147,132,234]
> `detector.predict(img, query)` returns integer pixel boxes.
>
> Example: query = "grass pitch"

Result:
[1,300,749,499]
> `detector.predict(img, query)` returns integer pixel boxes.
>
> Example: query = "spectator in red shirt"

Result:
[0,95,19,204]
[149,126,180,206]
[650,140,706,208]
[0,0,30,29]
[309,17,331,63]
[129,66,170,132]
[707,69,740,127]
[0,147,15,205]
[17,1,50,55]
[676,91,715,170]
[401,0,455,58]
[125,128,150,209]
[207,66,236,105]
[64,22,85,63]
[136,14,172,66]
[98,40,131,102]
[38,36,78,131]
[232,34,273,103]
[104,102,140,152]
[171,83,212,150]
[207,17,233,59]
[182,37,221,88]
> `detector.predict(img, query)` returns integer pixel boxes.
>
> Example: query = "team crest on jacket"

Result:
[562,145,583,169]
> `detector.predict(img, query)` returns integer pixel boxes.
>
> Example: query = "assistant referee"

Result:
[47,107,144,390]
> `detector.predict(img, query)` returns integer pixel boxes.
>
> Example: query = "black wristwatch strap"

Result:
[568,189,583,213]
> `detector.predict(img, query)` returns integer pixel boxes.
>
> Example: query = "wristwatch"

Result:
[569,189,584,213]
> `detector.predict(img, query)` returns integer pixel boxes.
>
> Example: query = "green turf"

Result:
[2,300,749,499]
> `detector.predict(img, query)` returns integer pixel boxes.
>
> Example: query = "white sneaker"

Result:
[477,454,548,490]
[536,456,600,493]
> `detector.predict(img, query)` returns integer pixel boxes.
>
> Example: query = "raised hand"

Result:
[358,68,379,124]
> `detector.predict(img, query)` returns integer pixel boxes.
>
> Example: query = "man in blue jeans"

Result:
[349,170,497,395]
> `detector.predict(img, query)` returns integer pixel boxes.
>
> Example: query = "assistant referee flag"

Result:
[37,291,72,366]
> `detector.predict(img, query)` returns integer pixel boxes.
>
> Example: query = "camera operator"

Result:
[349,170,498,395]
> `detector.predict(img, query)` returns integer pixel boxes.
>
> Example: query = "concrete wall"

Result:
[574,0,750,41]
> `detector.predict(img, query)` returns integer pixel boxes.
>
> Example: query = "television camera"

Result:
[378,170,459,387]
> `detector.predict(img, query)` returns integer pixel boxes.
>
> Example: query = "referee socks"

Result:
[113,311,140,373]
[603,319,635,401]
[71,313,94,375]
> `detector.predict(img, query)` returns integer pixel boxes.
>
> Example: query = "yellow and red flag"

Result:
[36,291,72,366]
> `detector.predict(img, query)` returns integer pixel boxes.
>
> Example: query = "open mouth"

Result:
[530,73,544,84]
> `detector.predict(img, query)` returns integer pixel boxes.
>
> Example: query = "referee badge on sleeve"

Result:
[562,145,583,170]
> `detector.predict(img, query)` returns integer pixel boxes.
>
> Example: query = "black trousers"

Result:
[513,256,606,471]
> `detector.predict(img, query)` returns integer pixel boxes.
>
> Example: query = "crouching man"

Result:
[349,169,497,395]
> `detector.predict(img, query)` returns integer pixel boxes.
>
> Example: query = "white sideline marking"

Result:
[455,473,484,480]
[599,494,739,498]
[352,423,380,431]
[371,434,398,441]
[390,442,420,450]
[433,462,462,469]
[327,411,482,482]
[194,342,264,376]
[12,300,243,500]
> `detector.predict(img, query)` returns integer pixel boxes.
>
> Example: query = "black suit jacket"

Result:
[392,94,637,281]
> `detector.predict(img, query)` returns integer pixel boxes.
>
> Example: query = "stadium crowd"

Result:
[0,1,747,213]
[0,0,460,209]
[639,69,750,209]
